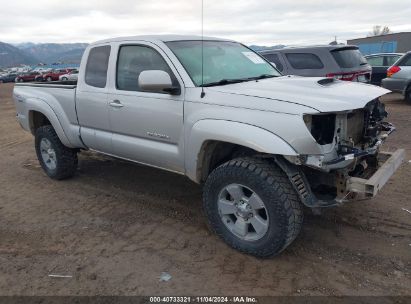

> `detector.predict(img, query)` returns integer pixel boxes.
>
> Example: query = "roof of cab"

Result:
[91,35,233,45]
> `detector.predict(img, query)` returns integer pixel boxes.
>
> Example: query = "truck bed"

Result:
[13,80,83,148]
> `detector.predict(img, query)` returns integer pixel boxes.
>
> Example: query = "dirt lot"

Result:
[0,83,410,296]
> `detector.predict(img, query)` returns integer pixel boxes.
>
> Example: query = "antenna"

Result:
[200,0,205,98]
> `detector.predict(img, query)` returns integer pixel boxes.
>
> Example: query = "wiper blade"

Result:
[248,74,277,80]
[201,74,278,87]
[201,78,249,87]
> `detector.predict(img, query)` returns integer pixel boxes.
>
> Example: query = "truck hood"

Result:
[208,76,390,112]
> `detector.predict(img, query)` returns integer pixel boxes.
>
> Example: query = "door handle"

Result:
[109,100,124,108]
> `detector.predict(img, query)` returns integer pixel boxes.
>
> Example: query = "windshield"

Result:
[331,47,368,68]
[166,40,281,86]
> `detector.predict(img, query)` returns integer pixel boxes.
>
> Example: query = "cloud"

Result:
[0,0,410,45]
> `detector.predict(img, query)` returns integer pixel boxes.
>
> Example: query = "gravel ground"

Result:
[0,83,410,296]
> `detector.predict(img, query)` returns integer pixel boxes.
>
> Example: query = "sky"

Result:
[0,0,410,46]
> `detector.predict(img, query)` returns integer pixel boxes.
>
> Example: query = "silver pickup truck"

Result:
[13,35,404,257]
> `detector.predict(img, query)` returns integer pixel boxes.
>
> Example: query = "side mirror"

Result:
[138,70,180,95]
[270,62,277,68]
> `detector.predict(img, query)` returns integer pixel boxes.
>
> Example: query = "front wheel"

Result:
[203,157,303,257]
[35,125,78,180]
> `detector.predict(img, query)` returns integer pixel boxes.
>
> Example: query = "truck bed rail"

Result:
[15,81,77,89]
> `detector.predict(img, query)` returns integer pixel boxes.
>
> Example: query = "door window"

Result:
[116,45,178,92]
[398,55,411,67]
[366,56,384,67]
[85,45,111,88]
[385,55,401,66]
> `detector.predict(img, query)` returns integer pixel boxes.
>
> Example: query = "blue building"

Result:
[347,32,411,55]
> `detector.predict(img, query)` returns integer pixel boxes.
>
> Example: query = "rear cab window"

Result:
[85,45,111,88]
[285,53,324,69]
[331,47,367,68]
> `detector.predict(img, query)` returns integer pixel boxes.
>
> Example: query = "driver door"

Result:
[107,42,185,173]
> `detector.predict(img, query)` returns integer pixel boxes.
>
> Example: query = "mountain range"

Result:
[0,42,286,69]
[16,43,88,63]
[0,42,38,68]
[249,44,286,51]
[0,42,88,68]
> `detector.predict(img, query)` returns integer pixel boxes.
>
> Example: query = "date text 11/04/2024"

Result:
[149,296,258,303]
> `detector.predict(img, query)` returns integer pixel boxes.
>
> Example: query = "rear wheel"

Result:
[35,125,78,180]
[203,157,303,257]
[62,77,68,81]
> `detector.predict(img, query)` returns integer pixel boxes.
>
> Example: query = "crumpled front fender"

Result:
[185,119,298,183]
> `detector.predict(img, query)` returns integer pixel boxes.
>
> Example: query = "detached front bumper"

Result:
[274,149,405,208]
[347,149,405,197]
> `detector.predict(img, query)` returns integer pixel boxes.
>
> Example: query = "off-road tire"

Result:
[203,157,303,257]
[35,125,78,180]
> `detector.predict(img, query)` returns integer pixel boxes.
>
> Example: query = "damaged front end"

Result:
[282,99,404,207]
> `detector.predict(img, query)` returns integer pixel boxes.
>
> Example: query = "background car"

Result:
[36,68,74,82]
[259,45,371,83]
[59,69,79,81]
[0,73,18,83]
[365,53,403,86]
[15,71,42,83]
[382,51,411,103]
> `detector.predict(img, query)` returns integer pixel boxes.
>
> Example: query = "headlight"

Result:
[303,114,312,130]
[303,114,336,145]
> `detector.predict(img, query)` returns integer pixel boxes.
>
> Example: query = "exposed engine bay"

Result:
[282,98,400,206]
[303,98,395,171]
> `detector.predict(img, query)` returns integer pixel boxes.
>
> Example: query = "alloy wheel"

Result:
[40,138,57,170]
[217,183,269,241]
